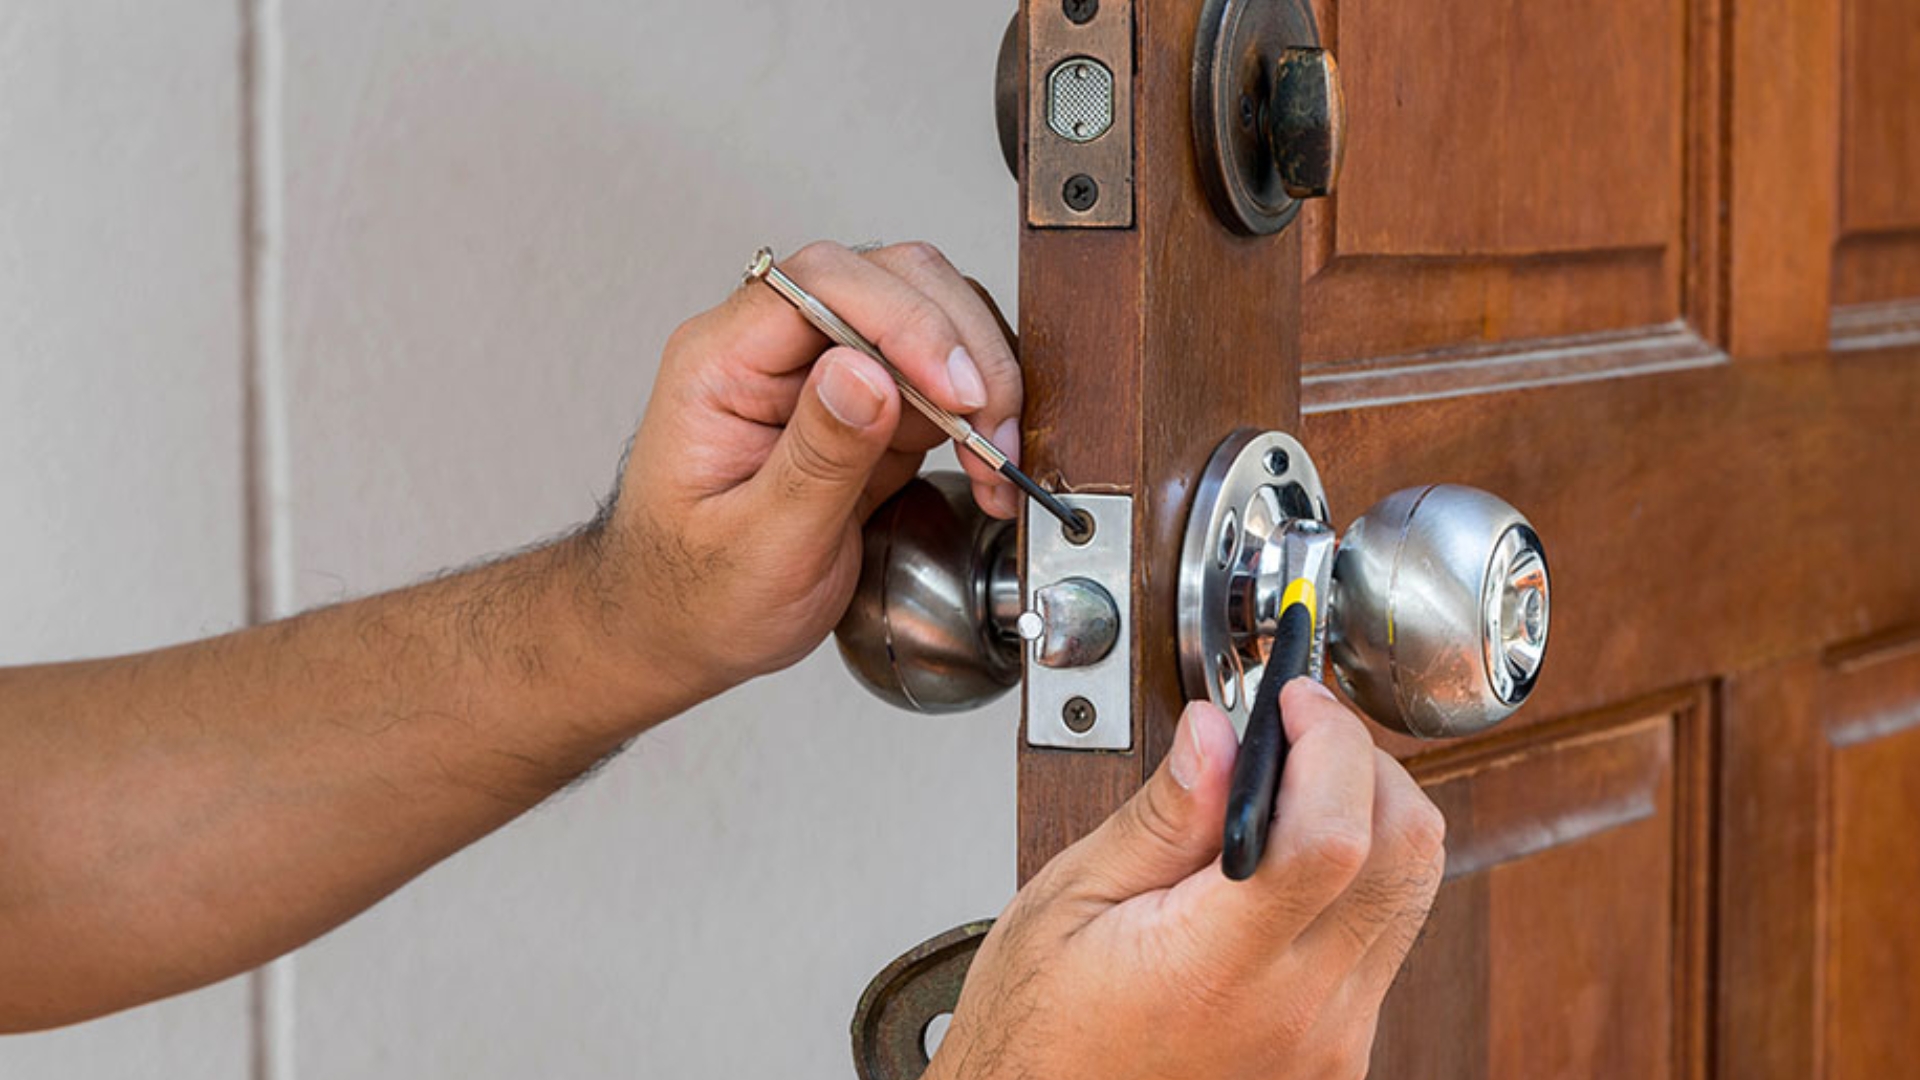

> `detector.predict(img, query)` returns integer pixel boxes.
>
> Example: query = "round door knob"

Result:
[1329,486,1551,739]
[834,474,1022,713]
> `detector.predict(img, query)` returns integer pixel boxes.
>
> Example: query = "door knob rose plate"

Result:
[1178,430,1334,737]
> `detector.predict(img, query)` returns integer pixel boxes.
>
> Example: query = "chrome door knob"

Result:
[834,474,1021,713]
[1329,485,1551,738]
[1179,431,1551,740]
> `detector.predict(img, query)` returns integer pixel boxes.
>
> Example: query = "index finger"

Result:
[715,241,983,420]
[862,243,1025,518]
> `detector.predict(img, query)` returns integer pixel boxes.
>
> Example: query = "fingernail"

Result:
[992,418,1022,468]
[947,346,989,411]
[818,357,885,428]
[1169,710,1204,791]
[1290,677,1337,702]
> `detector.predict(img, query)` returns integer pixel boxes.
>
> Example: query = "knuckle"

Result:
[1392,799,1448,867]
[788,239,848,270]
[1127,784,1188,853]
[781,428,855,490]
[882,240,954,276]
[1295,820,1372,883]
[661,315,710,369]
[895,303,956,352]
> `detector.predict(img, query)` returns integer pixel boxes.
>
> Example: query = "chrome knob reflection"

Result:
[834,474,1021,713]
[1329,485,1550,739]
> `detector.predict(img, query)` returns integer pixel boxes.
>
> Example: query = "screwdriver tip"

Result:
[1002,464,1091,541]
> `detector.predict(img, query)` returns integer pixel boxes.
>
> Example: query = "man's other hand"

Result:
[931,682,1447,1080]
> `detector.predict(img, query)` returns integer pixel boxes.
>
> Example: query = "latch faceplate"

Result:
[1023,493,1134,750]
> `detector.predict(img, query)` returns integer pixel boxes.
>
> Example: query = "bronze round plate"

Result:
[1192,0,1321,235]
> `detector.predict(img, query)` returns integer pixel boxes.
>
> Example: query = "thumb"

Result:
[751,348,899,539]
[1052,702,1241,902]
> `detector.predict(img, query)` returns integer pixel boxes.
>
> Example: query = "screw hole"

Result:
[1062,0,1099,25]
[1216,510,1238,568]
[1263,447,1290,477]
[1064,510,1096,546]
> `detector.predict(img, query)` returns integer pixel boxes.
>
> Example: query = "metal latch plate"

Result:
[1025,0,1134,228]
[1025,493,1133,750]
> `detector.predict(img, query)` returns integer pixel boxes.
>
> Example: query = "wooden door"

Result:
[1011,1,1920,1077]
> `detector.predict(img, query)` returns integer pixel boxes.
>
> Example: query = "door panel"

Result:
[1835,0,1920,306]
[1824,636,1920,1080]
[1371,709,1703,1080]
[1300,0,1690,363]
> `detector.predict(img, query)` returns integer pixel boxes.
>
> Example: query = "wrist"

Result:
[544,520,718,730]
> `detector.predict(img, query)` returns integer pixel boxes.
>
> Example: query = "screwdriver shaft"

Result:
[744,248,1084,536]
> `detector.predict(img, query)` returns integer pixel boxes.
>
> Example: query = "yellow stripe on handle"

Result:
[1280,578,1318,635]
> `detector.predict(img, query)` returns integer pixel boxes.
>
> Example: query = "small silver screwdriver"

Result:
[744,247,1085,537]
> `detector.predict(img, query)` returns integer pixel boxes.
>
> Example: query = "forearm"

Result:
[0,525,695,1031]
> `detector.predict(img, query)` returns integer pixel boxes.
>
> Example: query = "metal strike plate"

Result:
[1025,0,1134,228]
[1025,494,1133,749]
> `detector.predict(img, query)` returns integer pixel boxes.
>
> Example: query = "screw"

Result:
[1264,447,1291,477]
[1065,509,1096,546]
[1063,174,1099,212]
[1063,696,1097,733]
[1063,0,1099,25]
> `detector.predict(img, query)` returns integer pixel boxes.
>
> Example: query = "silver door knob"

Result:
[833,474,1021,713]
[1178,431,1550,740]
[1329,485,1550,738]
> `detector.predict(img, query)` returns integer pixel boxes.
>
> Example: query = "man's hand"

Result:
[932,681,1446,1080]
[600,241,1024,702]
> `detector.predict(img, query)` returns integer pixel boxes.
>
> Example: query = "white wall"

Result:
[1,2,1020,1077]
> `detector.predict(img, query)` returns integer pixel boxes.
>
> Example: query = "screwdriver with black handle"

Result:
[1221,584,1318,882]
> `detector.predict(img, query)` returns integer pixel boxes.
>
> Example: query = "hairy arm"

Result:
[0,240,1028,1032]
[0,528,695,1030]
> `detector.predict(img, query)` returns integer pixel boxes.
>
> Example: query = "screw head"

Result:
[1062,696,1097,734]
[1062,0,1099,25]
[1063,174,1099,212]
[1263,447,1290,477]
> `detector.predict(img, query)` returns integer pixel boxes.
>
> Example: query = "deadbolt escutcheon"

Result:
[1192,0,1346,235]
